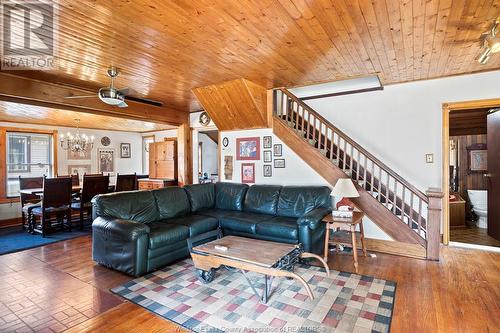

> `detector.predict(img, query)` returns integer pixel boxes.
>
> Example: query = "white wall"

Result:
[0,122,143,220]
[304,70,500,192]
[198,133,218,177]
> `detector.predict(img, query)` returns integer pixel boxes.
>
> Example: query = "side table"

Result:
[322,211,367,273]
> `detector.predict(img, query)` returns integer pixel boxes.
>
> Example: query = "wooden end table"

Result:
[322,211,367,273]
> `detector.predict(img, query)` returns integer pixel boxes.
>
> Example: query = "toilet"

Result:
[467,190,488,229]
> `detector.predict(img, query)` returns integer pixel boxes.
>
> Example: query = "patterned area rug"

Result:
[111,259,396,332]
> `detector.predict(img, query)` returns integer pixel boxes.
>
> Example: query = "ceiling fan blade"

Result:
[124,95,163,107]
[117,87,132,95]
[117,101,128,108]
[64,95,96,99]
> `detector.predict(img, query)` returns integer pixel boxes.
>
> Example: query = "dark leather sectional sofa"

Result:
[91,182,332,276]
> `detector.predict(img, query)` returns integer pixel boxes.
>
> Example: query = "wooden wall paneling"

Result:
[0,128,6,201]
[192,79,268,131]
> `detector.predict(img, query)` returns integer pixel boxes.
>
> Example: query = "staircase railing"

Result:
[274,88,430,242]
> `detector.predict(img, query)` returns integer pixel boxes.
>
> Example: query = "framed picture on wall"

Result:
[467,144,487,174]
[273,144,282,157]
[67,147,91,160]
[67,164,91,176]
[120,143,131,158]
[263,150,272,163]
[263,136,272,149]
[241,163,255,183]
[274,159,285,168]
[98,148,115,173]
[236,137,260,160]
[263,164,272,177]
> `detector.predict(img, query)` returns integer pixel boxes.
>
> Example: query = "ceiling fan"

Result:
[65,67,163,108]
[477,19,500,64]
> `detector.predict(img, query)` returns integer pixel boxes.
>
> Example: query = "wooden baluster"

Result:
[336,135,340,165]
[363,154,367,189]
[343,140,347,172]
[393,180,398,215]
[301,106,306,136]
[370,161,375,195]
[378,167,382,202]
[306,111,311,142]
[386,172,390,207]
[295,103,300,131]
[401,187,406,223]
[350,144,354,177]
[426,188,443,260]
[418,198,423,236]
[329,129,335,161]
[356,149,361,182]
[409,192,414,229]
[323,123,328,156]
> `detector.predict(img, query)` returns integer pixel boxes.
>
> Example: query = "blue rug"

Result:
[0,225,91,255]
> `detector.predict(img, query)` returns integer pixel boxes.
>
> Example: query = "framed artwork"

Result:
[263,150,272,163]
[263,136,272,149]
[67,164,91,176]
[224,155,233,180]
[273,144,283,157]
[120,143,131,158]
[263,164,272,177]
[236,137,260,160]
[467,144,487,174]
[67,147,91,160]
[274,159,285,168]
[98,148,115,173]
[241,163,255,183]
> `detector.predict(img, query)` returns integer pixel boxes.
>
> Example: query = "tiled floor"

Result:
[450,224,500,247]
[0,236,124,333]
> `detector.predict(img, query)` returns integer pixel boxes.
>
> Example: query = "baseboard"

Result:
[0,217,22,228]
[363,238,426,259]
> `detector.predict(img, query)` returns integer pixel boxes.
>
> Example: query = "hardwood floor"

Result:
[1,236,499,332]
[450,225,500,247]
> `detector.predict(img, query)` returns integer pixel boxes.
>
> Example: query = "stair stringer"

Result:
[273,117,426,247]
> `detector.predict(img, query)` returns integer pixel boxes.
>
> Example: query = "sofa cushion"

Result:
[196,208,233,220]
[219,211,271,234]
[277,186,332,218]
[184,183,215,212]
[92,191,159,224]
[243,185,282,215]
[148,222,189,249]
[255,216,299,241]
[164,215,219,237]
[152,187,190,219]
[215,182,249,211]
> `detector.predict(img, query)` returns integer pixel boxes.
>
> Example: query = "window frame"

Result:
[0,127,58,203]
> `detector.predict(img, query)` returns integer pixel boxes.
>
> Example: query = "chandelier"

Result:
[60,119,94,154]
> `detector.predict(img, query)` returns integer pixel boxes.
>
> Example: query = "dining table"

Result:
[19,186,82,195]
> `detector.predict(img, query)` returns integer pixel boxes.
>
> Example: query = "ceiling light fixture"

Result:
[477,18,499,65]
[59,119,94,155]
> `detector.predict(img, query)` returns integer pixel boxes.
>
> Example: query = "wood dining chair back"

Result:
[72,175,110,229]
[31,177,72,237]
[115,173,137,192]
[83,172,103,177]
[58,174,80,186]
[19,176,43,231]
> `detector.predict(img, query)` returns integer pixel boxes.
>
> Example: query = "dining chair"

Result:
[58,173,80,186]
[71,175,109,229]
[83,172,103,177]
[19,176,44,232]
[31,177,72,237]
[115,173,137,192]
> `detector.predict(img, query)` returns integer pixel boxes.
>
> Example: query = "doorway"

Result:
[443,99,500,249]
[194,129,219,183]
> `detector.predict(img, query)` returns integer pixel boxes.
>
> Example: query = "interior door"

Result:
[487,108,500,241]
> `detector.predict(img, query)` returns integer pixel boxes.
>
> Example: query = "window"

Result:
[6,132,53,197]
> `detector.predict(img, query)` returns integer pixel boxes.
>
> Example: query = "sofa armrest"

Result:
[297,207,332,230]
[92,217,150,241]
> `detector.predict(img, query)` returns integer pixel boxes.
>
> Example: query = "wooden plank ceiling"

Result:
[449,108,489,136]
[0,101,174,132]
[2,0,500,112]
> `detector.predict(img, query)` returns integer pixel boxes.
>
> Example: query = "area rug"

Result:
[111,259,396,332]
[0,225,91,255]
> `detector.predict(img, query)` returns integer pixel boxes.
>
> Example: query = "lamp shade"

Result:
[330,178,359,198]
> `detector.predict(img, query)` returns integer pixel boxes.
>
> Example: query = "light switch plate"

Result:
[425,154,434,163]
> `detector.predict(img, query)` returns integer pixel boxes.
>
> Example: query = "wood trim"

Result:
[0,217,22,228]
[363,238,426,259]
[217,131,222,181]
[442,98,500,245]
[0,126,58,200]
[300,86,384,101]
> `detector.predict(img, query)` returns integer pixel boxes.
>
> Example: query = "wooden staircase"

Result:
[273,88,442,260]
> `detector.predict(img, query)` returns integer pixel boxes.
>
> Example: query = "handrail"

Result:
[279,88,428,203]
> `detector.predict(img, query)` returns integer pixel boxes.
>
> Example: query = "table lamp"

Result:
[330,178,359,211]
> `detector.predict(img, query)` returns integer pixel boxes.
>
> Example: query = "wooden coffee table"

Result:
[190,235,329,303]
